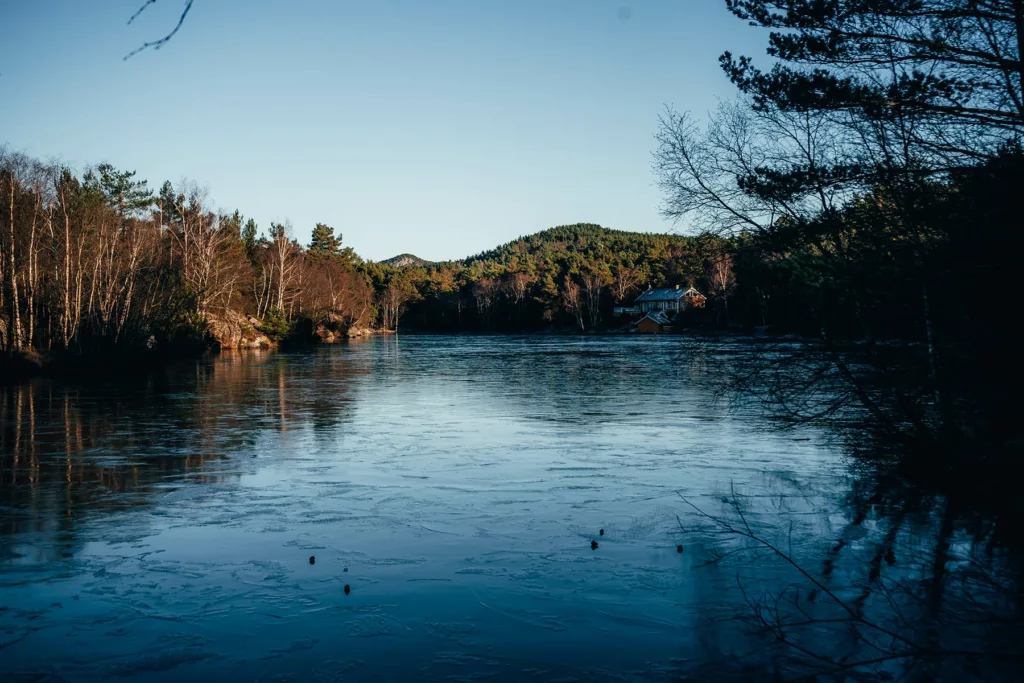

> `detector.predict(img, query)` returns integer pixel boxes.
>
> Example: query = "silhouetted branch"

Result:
[676,490,1022,680]
[124,0,194,60]
[127,0,158,25]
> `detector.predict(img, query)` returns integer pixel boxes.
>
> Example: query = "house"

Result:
[681,286,707,309]
[636,310,672,334]
[634,285,706,313]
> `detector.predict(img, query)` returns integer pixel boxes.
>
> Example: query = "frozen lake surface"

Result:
[1,336,846,681]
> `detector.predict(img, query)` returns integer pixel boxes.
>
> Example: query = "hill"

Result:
[463,223,693,267]
[380,253,433,267]
[359,223,731,333]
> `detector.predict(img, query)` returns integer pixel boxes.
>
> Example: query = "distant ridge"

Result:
[380,224,689,268]
[380,253,433,267]
[462,223,689,265]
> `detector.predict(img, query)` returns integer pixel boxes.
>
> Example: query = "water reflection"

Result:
[1,347,366,565]
[0,336,1018,682]
[677,339,1024,681]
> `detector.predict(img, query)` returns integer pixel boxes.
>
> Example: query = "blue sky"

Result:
[0,1,766,261]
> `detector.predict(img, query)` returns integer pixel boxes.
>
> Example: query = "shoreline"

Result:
[1,326,815,385]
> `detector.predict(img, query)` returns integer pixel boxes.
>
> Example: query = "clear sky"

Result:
[0,0,766,261]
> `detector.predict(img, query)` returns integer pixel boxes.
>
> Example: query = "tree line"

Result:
[0,153,373,363]
[1,149,735,372]
[361,224,735,333]
[653,1,1022,462]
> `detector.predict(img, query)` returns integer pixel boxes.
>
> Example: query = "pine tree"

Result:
[308,222,359,268]
[241,218,258,256]
[97,163,153,218]
[721,0,1023,163]
[308,223,342,259]
[158,180,181,227]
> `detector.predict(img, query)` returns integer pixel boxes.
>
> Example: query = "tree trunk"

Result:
[5,172,23,353]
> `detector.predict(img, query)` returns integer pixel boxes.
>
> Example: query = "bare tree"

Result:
[1,148,27,352]
[473,278,501,327]
[581,271,606,329]
[163,182,243,316]
[505,271,534,308]
[561,275,584,331]
[268,221,300,314]
[707,252,736,324]
[377,277,417,332]
[654,101,851,240]
[610,265,641,304]
[50,167,86,348]
[252,253,274,319]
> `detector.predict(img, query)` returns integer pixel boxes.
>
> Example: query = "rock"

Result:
[207,310,273,350]
[312,313,373,343]
[314,323,336,344]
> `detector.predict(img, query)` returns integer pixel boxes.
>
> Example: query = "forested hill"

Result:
[380,253,433,267]
[462,223,693,268]
[359,223,734,333]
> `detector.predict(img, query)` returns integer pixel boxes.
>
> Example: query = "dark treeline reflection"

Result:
[674,339,1024,682]
[0,345,367,563]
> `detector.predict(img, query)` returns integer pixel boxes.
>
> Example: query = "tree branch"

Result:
[124,0,195,60]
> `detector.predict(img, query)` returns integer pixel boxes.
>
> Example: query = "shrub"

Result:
[259,308,293,342]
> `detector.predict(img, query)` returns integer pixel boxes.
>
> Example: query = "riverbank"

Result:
[0,345,210,384]
[1,315,379,384]
[0,324,871,386]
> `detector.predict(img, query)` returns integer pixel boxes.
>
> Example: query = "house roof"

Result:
[636,288,687,303]
[638,310,671,326]
[635,286,703,303]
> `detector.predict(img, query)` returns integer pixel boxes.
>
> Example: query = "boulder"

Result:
[313,313,366,343]
[313,323,336,344]
[344,326,374,338]
[207,310,273,349]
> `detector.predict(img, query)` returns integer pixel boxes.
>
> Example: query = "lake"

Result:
[1,336,1008,681]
